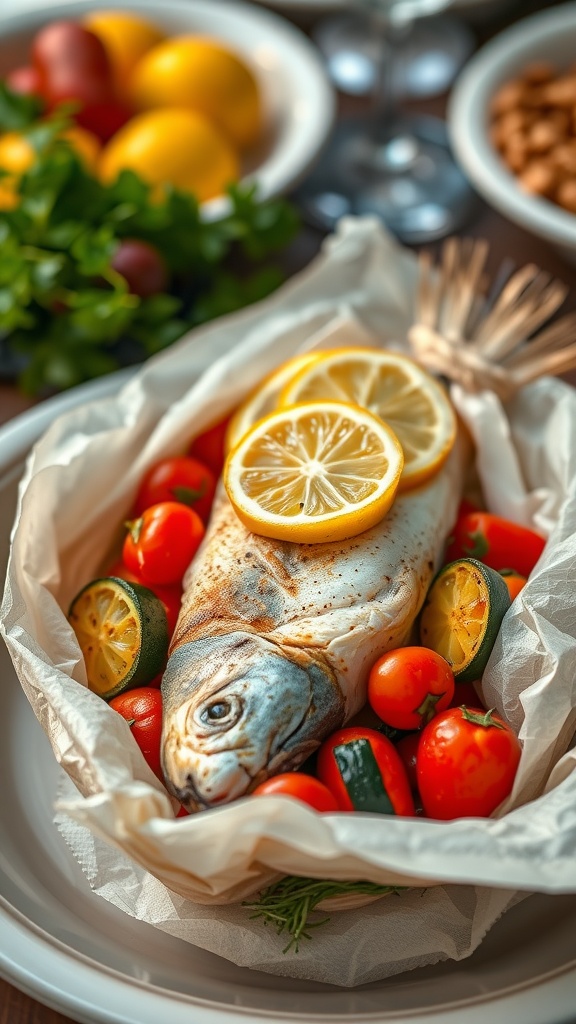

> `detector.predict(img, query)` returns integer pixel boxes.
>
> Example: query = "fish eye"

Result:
[194,694,243,732]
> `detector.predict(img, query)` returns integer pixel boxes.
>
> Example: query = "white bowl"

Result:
[0,0,335,220]
[448,2,576,260]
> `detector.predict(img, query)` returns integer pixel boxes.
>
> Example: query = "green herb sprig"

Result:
[0,84,299,395]
[244,876,404,953]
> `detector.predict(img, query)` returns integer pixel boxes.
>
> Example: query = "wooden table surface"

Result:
[1,1,575,1021]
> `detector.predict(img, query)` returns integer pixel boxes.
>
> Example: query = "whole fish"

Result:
[161,446,464,811]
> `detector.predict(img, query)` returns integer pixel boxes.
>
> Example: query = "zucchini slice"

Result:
[333,738,396,814]
[68,577,169,699]
[419,558,511,683]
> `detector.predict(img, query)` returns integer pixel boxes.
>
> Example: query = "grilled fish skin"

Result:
[161,448,463,811]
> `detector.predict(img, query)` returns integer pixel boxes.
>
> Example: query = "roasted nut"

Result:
[502,133,529,173]
[490,79,529,116]
[551,140,576,173]
[518,160,558,196]
[556,178,576,212]
[489,61,576,215]
[526,118,566,154]
[541,75,576,106]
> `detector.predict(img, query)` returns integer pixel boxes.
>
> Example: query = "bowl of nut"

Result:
[448,2,576,261]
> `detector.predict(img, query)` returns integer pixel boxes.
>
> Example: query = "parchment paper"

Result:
[2,218,576,986]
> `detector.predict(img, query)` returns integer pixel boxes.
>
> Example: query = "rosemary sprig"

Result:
[243,876,404,954]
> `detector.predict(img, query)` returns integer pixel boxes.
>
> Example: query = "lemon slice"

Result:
[226,352,318,452]
[224,401,404,543]
[279,347,457,491]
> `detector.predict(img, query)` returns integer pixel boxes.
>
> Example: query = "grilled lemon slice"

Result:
[419,558,511,683]
[68,577,169,699]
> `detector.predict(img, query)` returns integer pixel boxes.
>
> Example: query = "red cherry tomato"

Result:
[188,417,230,477]
[317,726,415,816]
[109,687,163,780]
[500,570,527,602]
[417,706,521,820]
[122,501,205,586]
[6,65,43,97]
[32,21,114,109]
[367,647,455,731]
[107,560,182,636]
[111,239,169,298]
[445,512,546,578]
[252,773,339,812]
[134,456,216,524]
[395,732,420,793]
[176,804,190,817]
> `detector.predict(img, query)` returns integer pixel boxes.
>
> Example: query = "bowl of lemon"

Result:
[0,0,335,219]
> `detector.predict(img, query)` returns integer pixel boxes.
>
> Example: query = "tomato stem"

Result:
[415,691,445,726]
[124,516,143,543]
[460,706,505,729]
[463,529,489,560]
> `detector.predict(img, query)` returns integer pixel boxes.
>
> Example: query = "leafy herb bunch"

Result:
[0,84,299,395]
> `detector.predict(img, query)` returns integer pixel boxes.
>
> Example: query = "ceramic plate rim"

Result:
[448,2,576,249]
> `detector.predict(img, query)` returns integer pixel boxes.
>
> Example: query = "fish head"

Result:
[161,633,345,811]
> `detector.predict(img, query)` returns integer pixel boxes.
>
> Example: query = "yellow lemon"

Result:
[226,353,319,452]
[0,133,36,210]
[130,36,262,150]
[279,348,457,492]
[0,131,35,175]
[83,10,165,93]
[98,107,239,203]
[224,401,404,544]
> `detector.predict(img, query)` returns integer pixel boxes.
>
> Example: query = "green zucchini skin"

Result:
[334,739,396,814]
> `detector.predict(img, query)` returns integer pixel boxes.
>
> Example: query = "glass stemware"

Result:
[295,0,478,245]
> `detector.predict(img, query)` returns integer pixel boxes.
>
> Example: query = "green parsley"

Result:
[0,84,299,395]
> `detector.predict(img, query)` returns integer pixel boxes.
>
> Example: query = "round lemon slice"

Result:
[226,352,318,452]
[224,401,404,543]
[279,347,457,491]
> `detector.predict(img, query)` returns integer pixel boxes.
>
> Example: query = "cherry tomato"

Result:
[500,570,527,602]
[252,773,339,812]
[367,647,455,731]
[445,512,546,578]
[134,456,216,524]
[188,416,230,477]
[109,687,163,780]
[6,65,43,97]
[107,559,182,636]
[122,501,205,586]
[395,733,420,793]
[111,239,169,298]
[317,726,415,816]
[176,804,190,817]
[417,706,521,820]
[32,21,115,109]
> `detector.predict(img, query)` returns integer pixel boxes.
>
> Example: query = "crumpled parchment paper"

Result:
[2,217,576,986]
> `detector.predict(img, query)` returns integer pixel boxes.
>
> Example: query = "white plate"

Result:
[1,375,576,1023]
[246,0,512,12]
[0,0,335,220]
